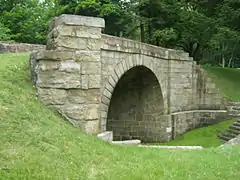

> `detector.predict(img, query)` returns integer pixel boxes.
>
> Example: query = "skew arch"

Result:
[100,57,168,142]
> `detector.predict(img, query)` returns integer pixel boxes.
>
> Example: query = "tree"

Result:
[0,23,11,41]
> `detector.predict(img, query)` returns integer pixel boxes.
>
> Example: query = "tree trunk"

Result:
[222,55,225,68]
[140,22,145,43]
[228,57,233,68]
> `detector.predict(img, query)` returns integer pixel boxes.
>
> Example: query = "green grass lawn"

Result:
[204,67,240,101]
[0,53,240,179]
[153,119,237,148]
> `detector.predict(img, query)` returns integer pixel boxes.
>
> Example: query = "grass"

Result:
[154,119,237,148]
[0,53,240,179]
[204,67,240,101]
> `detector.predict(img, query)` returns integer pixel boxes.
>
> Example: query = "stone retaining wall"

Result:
[0,41,45,53]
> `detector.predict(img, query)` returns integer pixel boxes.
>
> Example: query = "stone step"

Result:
[226,129,240,136]
[229,109,240,113]
[230,125,240,131]
[219,132,237,141]
[228,102,240,106]
[229,113,240,117]
[233,122,240,126]
[232,107,240,110]
[218,134,232,142]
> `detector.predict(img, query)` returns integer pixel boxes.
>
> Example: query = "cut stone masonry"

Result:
[30,14,228,143]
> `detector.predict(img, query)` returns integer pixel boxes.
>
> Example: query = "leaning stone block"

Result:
[97,131,113,142]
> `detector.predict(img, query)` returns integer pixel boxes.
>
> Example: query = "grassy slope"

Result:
[0,53,240,179]
[204,67,240,101]
[155,119,237,148]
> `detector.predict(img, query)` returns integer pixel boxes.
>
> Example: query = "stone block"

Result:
[67,89,100,104]
[81,75,88,89]
[88,74,101,88]
[38,88,67,105]
[55,25,102,39]
[81,62,101,74]
[36,50,75,61]
[59,61,81,73]
[84,119,100,134]
[36,71,81,88]
[54,36,88,50]
[51,14,105,29]
[38,60,60,71]
[97,131,113,142]
[62,104,99,120]
[87,38,102,50]
[76,50,100,62]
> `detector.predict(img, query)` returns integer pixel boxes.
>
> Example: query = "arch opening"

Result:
[107,65,165,143]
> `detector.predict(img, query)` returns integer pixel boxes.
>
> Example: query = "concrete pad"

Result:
[111,140,141,146]
[138,145,203,150]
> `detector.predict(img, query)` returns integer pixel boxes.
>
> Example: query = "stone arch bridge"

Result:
[30,14,227,143]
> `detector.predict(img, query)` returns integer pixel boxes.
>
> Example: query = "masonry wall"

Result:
[30,14,227,143]
[0,41,45,53]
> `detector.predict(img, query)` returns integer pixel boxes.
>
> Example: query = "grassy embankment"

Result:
[0,53,240,179]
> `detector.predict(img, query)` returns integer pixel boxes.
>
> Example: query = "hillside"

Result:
[205,67,240,101]
[0,53,240,180]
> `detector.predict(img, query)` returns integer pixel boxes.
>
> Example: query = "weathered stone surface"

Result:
[0,41,45,53]
[61,104,99,120]
[37,71,81,88]
[97,131,113,142]
[59,61,80,73]
[36,50,75,61]
[50,14,105,30]
[29,51,38,85]
[55,25,102,39]
[83,120,100,134]
[38,88,67,105]
[76,50,100,62]
[88,74,101,88]
[81,62,101,74]
[81,75,88,89]
[38,60,60,71]
[54,36,88,50]
[67,89,100,104]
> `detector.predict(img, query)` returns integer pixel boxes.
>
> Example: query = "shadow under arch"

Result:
[106,65,165,143]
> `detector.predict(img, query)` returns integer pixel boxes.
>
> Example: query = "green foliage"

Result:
[0,23,11,41]
[1,53,240,179]
[0,0,55,44]
[1,0,240,66]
